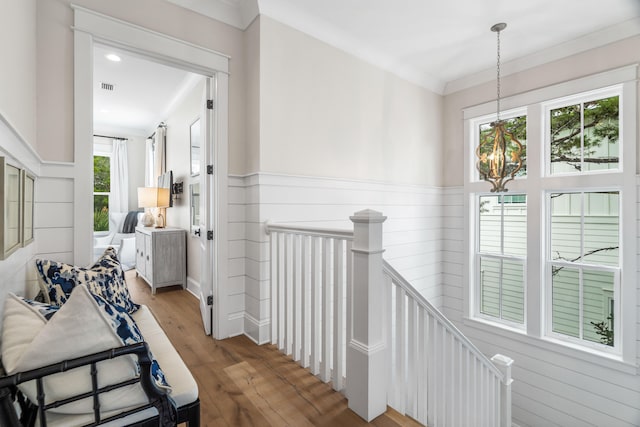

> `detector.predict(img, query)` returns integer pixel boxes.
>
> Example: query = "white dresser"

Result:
[135,226,186,294]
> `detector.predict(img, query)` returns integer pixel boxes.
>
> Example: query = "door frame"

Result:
[72,5,230,340]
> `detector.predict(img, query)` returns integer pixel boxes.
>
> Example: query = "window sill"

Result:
[463,316,638,375]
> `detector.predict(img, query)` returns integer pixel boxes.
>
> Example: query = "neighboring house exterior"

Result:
[0,1,639,426]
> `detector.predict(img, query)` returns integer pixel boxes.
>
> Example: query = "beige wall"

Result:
[244,16,260,175]
[259,17,443,186]
[443,35,640,187]
[1,0,36,147]
[35,0,247,176]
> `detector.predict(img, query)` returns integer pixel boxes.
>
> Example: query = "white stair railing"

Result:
[266,223,353,392]
[384,260,513,427]
[266,210,513,427]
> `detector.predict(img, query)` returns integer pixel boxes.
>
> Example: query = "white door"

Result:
[198,77,215,335]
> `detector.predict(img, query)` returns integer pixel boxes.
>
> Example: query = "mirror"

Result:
[190,117,200,176]
[190,182,200,236]
[22,171,34,246]
[1,158,22,259]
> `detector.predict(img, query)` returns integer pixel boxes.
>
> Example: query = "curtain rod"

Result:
[147,122,167,140]
[93,134,128,141]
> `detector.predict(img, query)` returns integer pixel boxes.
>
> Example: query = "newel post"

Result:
[347,209,387,421]
[491,353,514,427]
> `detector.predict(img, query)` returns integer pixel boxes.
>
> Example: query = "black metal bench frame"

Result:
[0,342,200,427]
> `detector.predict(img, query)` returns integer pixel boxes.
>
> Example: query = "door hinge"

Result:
[207,295,213,306]
[207,99,214,110]
[207,165,214,174]
[207,230,214,240]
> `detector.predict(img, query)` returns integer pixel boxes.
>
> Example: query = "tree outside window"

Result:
[94,155,110,232]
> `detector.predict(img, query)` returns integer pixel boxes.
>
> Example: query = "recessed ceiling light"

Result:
[105,53,121,62]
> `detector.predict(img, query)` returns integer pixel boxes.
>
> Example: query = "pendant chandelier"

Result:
[475,23,523,193]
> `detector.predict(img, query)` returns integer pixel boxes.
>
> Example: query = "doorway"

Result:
[73,6,230,339]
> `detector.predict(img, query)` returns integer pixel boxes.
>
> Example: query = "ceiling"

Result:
[170,0,640,93]
[93,44,201,137]
[94,0,640,135]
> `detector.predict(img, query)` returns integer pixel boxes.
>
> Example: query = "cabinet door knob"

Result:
[194,229,201,236]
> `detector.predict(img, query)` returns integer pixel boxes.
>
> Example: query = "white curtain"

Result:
[111,139,129,213]
[144,138,154,187]
[153,125,166,186]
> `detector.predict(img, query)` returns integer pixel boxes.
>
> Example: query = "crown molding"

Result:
[165,0,258,30]
[444,17,640,95]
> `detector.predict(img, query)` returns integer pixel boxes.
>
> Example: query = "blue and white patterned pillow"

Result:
[35,247,139,314]
[89,291,169,389]
[18,297,60,321]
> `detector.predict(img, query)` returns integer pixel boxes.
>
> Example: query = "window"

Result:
[548,95,619,175]
[548,191,619,348]
[94,155,110,232]
[465,68,635,360]
[477,194,526,326]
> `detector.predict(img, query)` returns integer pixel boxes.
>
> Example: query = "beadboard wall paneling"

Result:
[441,186,640,427]
[0,116,76,320]
[228,175,247,337]
[237,172,444,344]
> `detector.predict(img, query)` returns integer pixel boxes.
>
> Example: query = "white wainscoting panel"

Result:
[227,176,247,337]
[441,186,640,427]
[236,172,444,344]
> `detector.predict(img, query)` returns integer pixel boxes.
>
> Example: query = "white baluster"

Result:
[310,236,320,375]
[277,232,285,351]
[321,237,332,382]
[333,239,345,391]
[301,235,310,368]
[285,233,293,355]
[294,235,300,360]
[270,231,278,345]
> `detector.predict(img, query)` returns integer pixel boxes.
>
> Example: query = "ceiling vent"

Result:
[100,82,115,91]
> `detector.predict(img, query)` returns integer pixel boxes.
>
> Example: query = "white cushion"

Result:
[110,212,127,233]
[1,286,148,415]
[132,306,198,407]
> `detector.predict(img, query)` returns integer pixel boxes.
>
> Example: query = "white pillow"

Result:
[1,285,150,415]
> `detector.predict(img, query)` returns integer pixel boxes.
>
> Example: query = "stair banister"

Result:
[347,209,388,421]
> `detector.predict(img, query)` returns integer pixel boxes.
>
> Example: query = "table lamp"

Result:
[138,187,170,228]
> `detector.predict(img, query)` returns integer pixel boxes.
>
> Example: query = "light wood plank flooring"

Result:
[125,270,423,427]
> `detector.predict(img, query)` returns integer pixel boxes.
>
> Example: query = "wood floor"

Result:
[125,270,423,427]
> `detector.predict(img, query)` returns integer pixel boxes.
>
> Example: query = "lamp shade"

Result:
[137,187,170,208]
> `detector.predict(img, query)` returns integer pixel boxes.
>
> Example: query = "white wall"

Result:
[0,0,36,149]
[259,16,443,186]
[165,78,205,289]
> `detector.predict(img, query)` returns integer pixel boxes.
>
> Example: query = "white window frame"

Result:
[543,85,623,177]
[463,65,637,365]
[474,193,527,330]
[544,190,621,354]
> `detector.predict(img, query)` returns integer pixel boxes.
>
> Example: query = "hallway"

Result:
[125,270,423,426]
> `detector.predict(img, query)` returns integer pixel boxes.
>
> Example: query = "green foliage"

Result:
[94,155,110,192]
[590,314,614,346]
[93,195,109,232]
[550,96,619,170]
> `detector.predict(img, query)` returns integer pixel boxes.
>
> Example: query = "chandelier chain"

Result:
[496,27,501,122]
